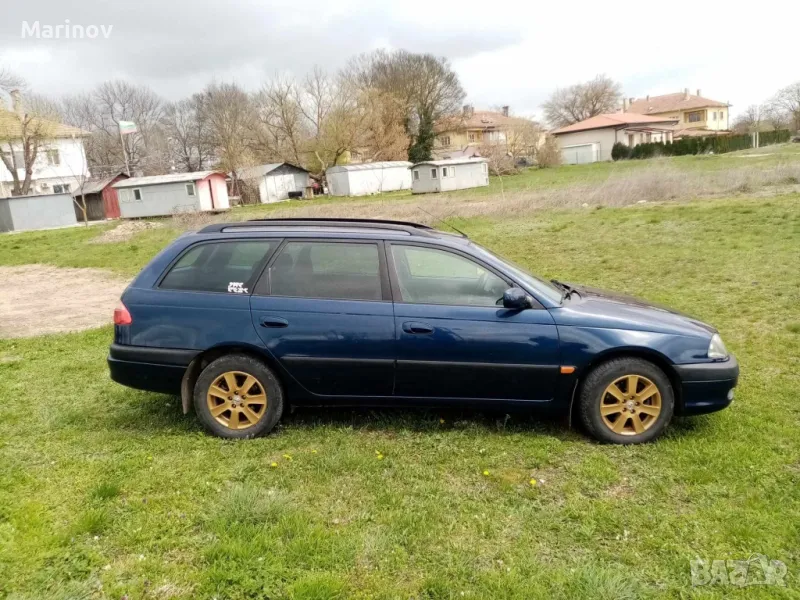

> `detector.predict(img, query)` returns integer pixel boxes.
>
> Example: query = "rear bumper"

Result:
[675,355,739,415]
[108,343,197,395]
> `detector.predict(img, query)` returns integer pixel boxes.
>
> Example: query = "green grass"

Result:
[1,189,800,597]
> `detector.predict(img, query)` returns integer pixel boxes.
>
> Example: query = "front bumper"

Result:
[674,354,739,415]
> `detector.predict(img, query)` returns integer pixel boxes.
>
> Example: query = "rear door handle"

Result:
[402,321,434,335]
[260,316,289,328]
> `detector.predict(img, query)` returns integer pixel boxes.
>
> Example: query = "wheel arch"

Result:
[180,343,285,414]
[569,346,683,425]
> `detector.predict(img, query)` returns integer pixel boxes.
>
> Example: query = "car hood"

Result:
[552,283,717,337]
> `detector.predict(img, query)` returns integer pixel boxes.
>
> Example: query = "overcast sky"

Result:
[1,0,797,121]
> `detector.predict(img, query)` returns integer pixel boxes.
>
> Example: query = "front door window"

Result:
[390,245,508,306]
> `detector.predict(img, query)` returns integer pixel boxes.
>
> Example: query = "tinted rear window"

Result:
[160,240,275,293]
[269,241,382,301]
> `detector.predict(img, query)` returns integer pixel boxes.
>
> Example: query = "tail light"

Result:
[114,300,132,325]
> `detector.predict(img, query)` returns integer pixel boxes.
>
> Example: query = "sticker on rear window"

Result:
[228,282,249,294]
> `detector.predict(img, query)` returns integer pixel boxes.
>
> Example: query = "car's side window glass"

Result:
[160,240,275,293]
[270,241,382,301]
[390,245,508,306]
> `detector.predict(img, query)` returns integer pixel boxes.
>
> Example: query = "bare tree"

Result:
[355,87,409,162]
[543,75,622,128]
[0,92,61,196]
[61,81,165,176]
[199,81,258,190]
[163,95,214,172]
[0,68,24,95]
[254,76,307,165]
[732,104,763,133]
[478,117,543,176]
[762,102,790,132]
[346,50,465,160]
[299,68,361,175]
[767,82,800,131]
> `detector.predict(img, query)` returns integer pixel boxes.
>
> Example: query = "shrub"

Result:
[611,142,630,161]
[760,129,791,145]
[536,137,561,168]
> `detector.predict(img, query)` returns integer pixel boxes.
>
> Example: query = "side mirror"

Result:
[503,287,533,310]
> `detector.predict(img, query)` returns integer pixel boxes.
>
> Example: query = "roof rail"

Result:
[247,217,433,229]
[197,217,437,236]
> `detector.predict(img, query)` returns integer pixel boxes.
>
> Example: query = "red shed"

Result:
[72,172,128,220]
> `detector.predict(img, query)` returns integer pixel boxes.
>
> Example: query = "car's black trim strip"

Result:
[397,360,557,371]
[109,343,198,366]
[674,356,739,382]
[282,356,394,366]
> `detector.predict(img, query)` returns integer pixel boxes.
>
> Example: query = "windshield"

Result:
[470,243,564,304]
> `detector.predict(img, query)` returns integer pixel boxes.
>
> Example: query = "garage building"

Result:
[552,113,678,164]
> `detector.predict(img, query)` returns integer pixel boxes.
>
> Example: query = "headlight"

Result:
[707,334,729,360]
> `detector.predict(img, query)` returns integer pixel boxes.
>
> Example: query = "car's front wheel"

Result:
[578,357,674,444]
[193,354,284,439]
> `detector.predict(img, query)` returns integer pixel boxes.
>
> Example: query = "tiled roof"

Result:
[552,113,678,135]
[0,110,89,139]
[437,110,534,133]
[628,93,728,115]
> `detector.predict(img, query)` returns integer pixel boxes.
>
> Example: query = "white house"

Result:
[326,161,412,196]
[411,158,489,194]
[238,163,311,203]
[551,113,678,164]
[113,171,229,218]
[0,105,90,199]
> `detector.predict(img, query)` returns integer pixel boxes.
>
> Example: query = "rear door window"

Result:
[267,241,383,301]
[160,240,276,293]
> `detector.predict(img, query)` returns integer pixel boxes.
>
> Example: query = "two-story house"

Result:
[0,92,90,199]
[434,105,541,159]
[627,89,730,138]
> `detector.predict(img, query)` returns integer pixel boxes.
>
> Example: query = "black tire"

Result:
[578,357,674,444]
[193,354,284,439]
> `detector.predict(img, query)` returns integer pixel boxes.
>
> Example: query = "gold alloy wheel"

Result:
[600,374,662,436]
[206,371,268,430]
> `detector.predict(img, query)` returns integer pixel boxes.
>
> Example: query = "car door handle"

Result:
[402,321,434,335]
[260,316,289,328]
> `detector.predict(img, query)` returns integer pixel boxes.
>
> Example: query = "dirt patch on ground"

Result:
[0,265,129,338]
[90,221,164,244]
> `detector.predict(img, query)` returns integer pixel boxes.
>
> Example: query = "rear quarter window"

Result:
[159,240,275,293]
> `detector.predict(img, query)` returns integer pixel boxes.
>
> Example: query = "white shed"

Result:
[113,171,229,218]
[238,163,311,204]
[326,161,413,196]
[411,158,489,194]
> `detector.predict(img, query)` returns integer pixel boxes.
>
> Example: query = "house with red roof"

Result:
[627,89,730,138]
[551,113,678,164]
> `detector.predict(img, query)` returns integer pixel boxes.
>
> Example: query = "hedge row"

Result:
[612,129,792,160]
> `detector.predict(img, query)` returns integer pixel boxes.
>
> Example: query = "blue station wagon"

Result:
[109,218,738,444]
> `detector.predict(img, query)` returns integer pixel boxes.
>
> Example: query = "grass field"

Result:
[1,156,799,598]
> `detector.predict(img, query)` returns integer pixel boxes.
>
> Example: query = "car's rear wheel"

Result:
[193,354,284,439]
[578,357,674,444]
